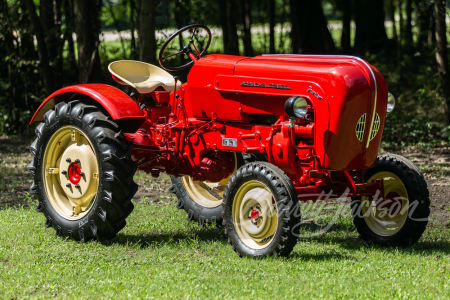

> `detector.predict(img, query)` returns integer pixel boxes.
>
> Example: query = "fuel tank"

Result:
[186,54,388,170]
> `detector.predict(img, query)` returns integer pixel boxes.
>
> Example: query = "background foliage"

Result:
[0,0,449,146]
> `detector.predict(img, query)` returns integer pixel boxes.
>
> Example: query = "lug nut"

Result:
[259,216,263,220]
[66,158,71,163]
[256,206,261,210]
[253,222,257,226]
[61,170,67,175]
[75,184,80,189]
[66,183,71,188]
[249,206,253,210]
[74,159,80,164]
[248,216,252,220]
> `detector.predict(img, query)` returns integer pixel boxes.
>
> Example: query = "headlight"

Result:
[285,96,308,118]
[387,93,395,113]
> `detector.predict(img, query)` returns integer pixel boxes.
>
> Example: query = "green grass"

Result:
[1,195,449,299]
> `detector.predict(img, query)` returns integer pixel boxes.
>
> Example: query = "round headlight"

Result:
[387,93,395,113]
[285,96,308,118]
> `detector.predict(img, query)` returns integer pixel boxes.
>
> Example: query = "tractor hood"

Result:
[186,54,388,170]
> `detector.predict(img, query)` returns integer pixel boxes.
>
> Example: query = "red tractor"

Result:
[29,25,430,258]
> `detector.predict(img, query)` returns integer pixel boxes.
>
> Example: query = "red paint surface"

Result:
[251,209,260,220]
[30,84,145,132]
[68,163,81,185]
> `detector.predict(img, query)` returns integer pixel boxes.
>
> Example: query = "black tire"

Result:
[222,162,301,258]
[352,154,430,246]
[29,100,138,242]
[168,153,267,226]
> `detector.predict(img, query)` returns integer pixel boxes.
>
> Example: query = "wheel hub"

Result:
[43,126,99,220]
[58,143,98,201]
[362,171,409,236]
[68,163,81,184]
[249,206,263,227]
[376,191,402,216]
[232,181,278,249]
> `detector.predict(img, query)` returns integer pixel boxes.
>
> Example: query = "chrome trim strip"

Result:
[262,54,378,148]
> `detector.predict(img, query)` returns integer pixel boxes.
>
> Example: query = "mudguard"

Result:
[30,84,145,132]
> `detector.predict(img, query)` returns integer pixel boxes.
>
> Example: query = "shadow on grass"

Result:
[0,136,34,155]
[108,226,227,249]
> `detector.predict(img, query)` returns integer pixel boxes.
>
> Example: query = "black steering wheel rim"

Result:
[159,24,212,71]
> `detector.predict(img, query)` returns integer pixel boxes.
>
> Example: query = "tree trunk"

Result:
[388,0,398,42]
[396,0,404,45]
[268,0,275,54]
[73,0,102,83]
[63,0,78,81]
[340,0,352,53]
[289,0,301,53]
[278,0,287,53]
[415,0,430,50]
[428,4,435,47]
[299,0,336,54]
[24,0,57,94]
[241,0,253,56]
[129,0,137,59]
[138,0,157,64]
[434,0,450,126]
[219,0,239,55]
[405,0,413,48]
[40,0,63,89]
[353,0,389,53]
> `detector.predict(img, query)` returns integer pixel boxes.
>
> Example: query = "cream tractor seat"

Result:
[108,60,180,94]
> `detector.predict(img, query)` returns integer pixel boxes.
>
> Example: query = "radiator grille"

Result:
[355,113,366,142]
[369,113,380,141]
[356,113,380,142]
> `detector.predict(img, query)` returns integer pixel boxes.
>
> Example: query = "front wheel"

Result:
[352,154,430,246]
[29,100,138,242]
[222,162,301,258]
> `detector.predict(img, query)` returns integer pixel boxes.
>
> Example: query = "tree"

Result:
[396,0,404,46]
[24,0,61,94]
[388,0,398,43]
[73,0,103,83]
[219,0,239,55]
[415,0,432,50]
[290,0,335,54]
[434,0,450,126]
[138,0,157,64]
[268,0,275,54]
[338,0,352,53]
[241,0,253,56]
[404,0,413,49]
[353,0,389,53]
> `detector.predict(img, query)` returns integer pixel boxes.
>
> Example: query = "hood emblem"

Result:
[240,82,290,90]
[307,86,323,99]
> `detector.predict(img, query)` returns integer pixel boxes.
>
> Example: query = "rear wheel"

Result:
[169,153,266,226]
[29,100,138,241]
[352,155,430,246]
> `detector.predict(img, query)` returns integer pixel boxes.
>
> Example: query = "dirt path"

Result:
[1,136,449,227]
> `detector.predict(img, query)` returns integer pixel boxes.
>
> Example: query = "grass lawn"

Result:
[1,176,450,299]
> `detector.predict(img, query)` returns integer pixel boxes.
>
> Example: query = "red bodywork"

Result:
[32,54,389,200]
[30,84,146,132]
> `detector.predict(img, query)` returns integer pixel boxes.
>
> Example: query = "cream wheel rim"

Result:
[361,171,409,236]
[42,126,99,220]
[181,154,237,208]
[232,181,278,249]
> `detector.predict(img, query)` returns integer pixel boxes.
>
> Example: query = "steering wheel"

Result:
[159,24,211,71]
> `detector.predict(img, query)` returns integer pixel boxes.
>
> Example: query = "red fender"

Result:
[30,84,145,132]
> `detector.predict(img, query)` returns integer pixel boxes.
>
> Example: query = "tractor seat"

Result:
[108,60,180,94]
